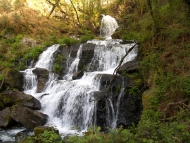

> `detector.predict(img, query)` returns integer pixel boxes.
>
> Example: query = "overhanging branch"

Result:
[90,43,138,102]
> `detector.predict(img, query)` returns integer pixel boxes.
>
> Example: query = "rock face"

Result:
[94,69,144,130]
[118,60,139,74]
[0,90,41,110]
[0,68,23,91]
[11,105,48,129]
[32,68,49,93]
[0,90,48,129]
[0,107,15,127]
[72,71,84,80]
[67,43,145,130]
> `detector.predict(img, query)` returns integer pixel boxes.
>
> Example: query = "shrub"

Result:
[24,128,63,143]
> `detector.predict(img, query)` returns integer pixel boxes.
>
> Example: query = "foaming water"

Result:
[22,40,138,136]
[100,15,119,39]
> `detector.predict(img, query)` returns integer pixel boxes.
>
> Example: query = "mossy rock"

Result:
[0,107,15,127]
[0,68,23,90]
[34,126,59,136]
[0,98,5,111]
[123,72,144,88]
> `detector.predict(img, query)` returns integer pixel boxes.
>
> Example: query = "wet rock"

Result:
[0,107,15,127]
[95,71,144,130]
[72,71,84,80]
[0,90,41,110]
[15,129,33,143]
[11,105,48,129]
[69,43,96,72]
[52,45,69,78]
[32,68,49,93]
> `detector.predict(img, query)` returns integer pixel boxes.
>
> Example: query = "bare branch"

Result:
[90,43,138,102]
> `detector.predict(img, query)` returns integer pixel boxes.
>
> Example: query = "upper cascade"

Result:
[100,15,119,40]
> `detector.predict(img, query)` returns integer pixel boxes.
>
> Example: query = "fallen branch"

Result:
[90,43,138,102]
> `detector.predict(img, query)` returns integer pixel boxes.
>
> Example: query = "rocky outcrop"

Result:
[72,71,84,80]
[0,68,23,91]
[11,105,48,129]
[118,60,139,74]
[94,60,145,130]
[78,43,96,71]
[0,90,48,129]
[0,107,15,127]
[0,90,41,110]
[32,68,49,93]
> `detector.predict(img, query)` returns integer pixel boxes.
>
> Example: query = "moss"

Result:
[123,72,144,87]
[52,54,66,74]
[0,99,5,111]
[34,126,52,136]
[0,68,23,89]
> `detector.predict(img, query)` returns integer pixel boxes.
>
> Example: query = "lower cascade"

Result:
[20,39,144,136]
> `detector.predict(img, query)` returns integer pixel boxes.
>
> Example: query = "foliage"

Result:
[24,46,43,61]
[61,38,80,47]
[80,34,94,43]
[0,74,3,81]
[24,128,63,143]
[66,110,190,143]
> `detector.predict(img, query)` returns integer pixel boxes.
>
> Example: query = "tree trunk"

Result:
[70,0,81,27]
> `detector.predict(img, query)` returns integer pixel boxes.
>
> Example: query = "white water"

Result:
[21,40,137,136]
[100,15,119,40]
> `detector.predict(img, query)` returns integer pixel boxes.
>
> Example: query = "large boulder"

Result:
[118,60,139,74]
[0,68,23,91]
[32,68,49,93]
[11,105,48,129]
[0,107,15,127]
[0,90,41,110]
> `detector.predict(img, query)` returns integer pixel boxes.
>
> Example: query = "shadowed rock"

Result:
[11,105,48,129]
[72,71,84,80]
[32,68,49,93]
[0,90,41,110]
[118,60,139,74]
[0,107,15,127]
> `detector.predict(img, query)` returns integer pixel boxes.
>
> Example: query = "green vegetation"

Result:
[23,127,63,143]
[53,54,66,74]
[1,0,190,142]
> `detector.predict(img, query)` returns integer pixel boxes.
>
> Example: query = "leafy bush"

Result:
[24,129,63,143]
[67,110,190,143]
[24,46,43,60]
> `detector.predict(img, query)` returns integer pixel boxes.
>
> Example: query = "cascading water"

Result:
[22,40,137,136]
[21,15,138,136]
[100,15,119,40]
[0,15,142,143]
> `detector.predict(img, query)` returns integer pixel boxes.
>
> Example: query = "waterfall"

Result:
[100,15,119,40]
[22,40,138,136]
